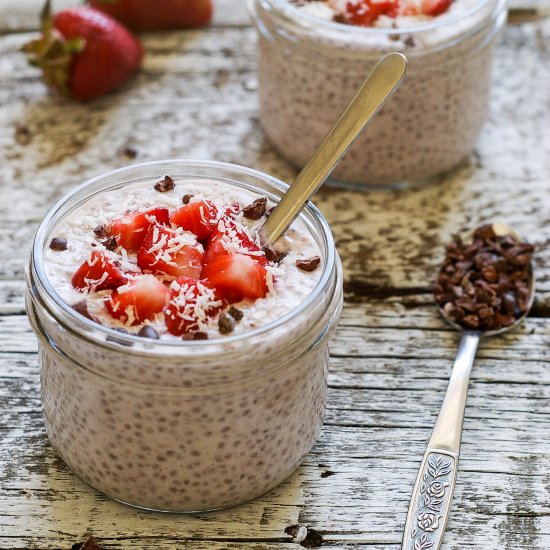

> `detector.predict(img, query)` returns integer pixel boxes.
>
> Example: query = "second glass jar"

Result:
[250,0,507,190]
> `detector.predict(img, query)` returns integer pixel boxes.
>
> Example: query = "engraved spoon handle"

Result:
[401,331,480,550]
[259,52,407,245]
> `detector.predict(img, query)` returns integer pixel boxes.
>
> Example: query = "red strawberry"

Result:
[170,200,224,241]
[106,274,168,325]
[109,208,169,252]
[89,0,213,32]
[23,1,143,101]
[137,224,204,279]
[203,220,267,266]
[421,0,453,16]
[71,250,126,292]
[201,254,269,303]
[346,0,400,26]
[164,276,224,336]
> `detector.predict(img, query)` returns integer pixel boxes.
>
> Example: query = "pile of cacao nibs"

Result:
[434,224,534,331]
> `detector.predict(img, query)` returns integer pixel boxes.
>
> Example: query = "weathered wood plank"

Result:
[0,281,26,314]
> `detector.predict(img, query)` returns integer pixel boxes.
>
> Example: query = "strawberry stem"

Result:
[40,0,53,36]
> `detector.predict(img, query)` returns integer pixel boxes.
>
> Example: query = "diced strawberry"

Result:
[164,276,224,336]
[71,250,126,292]
[109,207,169,252]
[421,0,453,16]
[106,274,168,325]
[201,254,269,303]
[346,0,400,26]
[137,224,204,278]
[169,200,223,241]
[203,219,268,266]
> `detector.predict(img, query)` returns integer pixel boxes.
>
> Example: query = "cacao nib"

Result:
[285,524,324,548]
[49,237,67,251]
[93,224,109,239]
[242,197,267,220]
[138,326,160,340]
[227,306,244,322]
[102,236,118,251]
[218,312,235,335]
[182,331,209,341]
[262,244,288,264]
[296,256,321,272]
[154,175,175,193]
[72,300,99,324]
[72,535,102,550]
[123,146,138,159]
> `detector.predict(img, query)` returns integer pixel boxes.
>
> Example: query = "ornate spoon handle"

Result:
[401,449,458,550]
[401,332,480,550]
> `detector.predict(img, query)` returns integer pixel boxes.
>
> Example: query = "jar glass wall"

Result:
[250,0,507,190]
[25,160,343,512]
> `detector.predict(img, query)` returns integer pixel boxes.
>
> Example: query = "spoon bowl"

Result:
[437,223,536,337]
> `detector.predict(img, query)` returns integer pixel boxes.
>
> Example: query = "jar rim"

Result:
[257,0,503,37]
[30,159,337,354]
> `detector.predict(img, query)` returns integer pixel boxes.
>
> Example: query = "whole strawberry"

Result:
[23,0,143,101]
[89,0,213,32]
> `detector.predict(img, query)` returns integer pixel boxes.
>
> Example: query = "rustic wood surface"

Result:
[0,2,549,549]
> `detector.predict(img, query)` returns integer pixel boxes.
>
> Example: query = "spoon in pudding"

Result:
[401,223,535,550]
[258,51,407,245]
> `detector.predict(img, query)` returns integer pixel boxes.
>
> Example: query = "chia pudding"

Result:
[250,0,507,189]
[25,160,343,512]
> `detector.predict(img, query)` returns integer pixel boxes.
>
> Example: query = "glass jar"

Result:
[25,160,343,512]
[250,0,507,190]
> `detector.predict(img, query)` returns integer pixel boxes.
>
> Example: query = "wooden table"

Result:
[1,2,549,549]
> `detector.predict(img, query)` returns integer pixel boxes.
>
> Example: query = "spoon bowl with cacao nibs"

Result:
[401,223,535,550]
[434,222,535,336]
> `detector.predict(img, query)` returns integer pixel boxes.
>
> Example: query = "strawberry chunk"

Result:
[109,207,169,252]
[71,250,126,292]
[346,0,400,26]
[203,219,267,266]
[137,224,204,278]
[169,200,224,241]
[421,0,453,16]
[164,276,224,336]
[201,254,269,303]
[106,274,168,325]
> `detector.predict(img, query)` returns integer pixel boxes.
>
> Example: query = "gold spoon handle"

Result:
[259,52,407,245]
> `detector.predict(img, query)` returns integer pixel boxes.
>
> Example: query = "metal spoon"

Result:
[258,52,407,246]
[401,223,535,550]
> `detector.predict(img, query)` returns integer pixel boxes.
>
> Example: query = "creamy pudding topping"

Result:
[45,177,322,341]
[290,0,479,28]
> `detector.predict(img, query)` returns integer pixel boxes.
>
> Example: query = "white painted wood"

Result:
[0,10,549,550]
